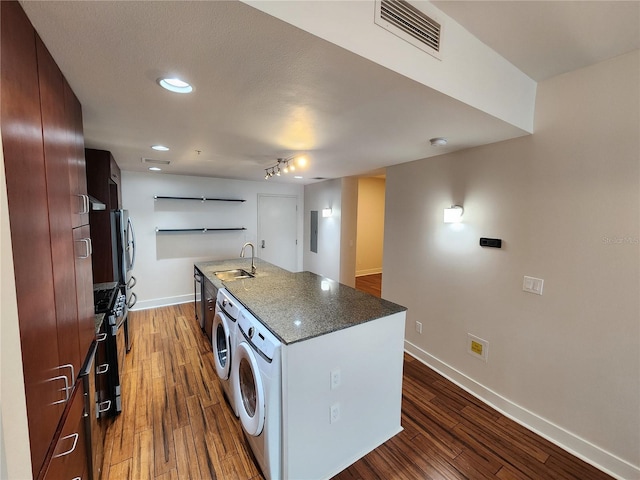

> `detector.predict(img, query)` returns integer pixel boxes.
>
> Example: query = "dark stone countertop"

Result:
[194,259,406,345]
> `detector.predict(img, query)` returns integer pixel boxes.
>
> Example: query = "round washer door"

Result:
[234,341,265,436]
[212,311,231,380]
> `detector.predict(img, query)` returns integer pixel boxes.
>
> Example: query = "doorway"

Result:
[355,177,385,297]
[257,194,298,272]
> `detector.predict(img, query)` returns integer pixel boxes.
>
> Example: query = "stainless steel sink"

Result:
[214,269,255,281]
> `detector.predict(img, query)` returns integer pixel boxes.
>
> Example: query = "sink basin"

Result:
[214,269,254,282]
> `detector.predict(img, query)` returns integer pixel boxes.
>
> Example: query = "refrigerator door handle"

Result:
[127,216,136,270]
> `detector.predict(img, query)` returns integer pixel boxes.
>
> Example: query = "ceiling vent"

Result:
[375,0,442,59]
[141,157,171,165]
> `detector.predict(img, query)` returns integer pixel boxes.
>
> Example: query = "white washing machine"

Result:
[233,309,282,480]
[212,288,244,416]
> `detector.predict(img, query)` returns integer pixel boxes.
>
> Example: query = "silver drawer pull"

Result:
[96,364,109,375]
[59,363,75,384]
[97,400,111,415]
[76,238,92,259]
[96,333,107,342]
[77,194,89,215]
[50,372,70,405]
[53,433,78,458]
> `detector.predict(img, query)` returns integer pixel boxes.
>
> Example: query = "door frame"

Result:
[257,194,300,271]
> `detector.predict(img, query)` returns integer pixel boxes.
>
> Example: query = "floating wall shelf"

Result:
[154,195,246,202]
[155,227,246,233]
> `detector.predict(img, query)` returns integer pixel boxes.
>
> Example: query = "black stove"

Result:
[92,281,126,416]
[93,282,125,317]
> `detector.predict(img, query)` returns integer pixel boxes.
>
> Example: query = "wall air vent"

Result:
[375,0,442,59]
[141,157,171,165]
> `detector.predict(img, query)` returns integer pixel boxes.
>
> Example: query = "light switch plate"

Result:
[523,276,544,295]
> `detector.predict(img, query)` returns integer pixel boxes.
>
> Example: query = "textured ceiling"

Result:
[20,1,639,183]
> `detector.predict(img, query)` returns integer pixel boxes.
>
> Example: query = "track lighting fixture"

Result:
[264,155,307,180]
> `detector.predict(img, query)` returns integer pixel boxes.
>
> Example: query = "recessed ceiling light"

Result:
[149,167,162,172]
[430,137,447,147]
[157,77,193,94]
[294,176,303,179]
[151,145,169,151]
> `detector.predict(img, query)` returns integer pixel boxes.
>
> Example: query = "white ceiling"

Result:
[21,1,639,184]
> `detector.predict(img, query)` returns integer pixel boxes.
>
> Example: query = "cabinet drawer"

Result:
[42,385,88,480]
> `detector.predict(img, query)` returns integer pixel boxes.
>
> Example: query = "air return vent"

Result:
[141,157,170,165]
[375,0,442,59]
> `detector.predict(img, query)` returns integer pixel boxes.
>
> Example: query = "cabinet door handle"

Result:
[76,238,92,259]
[261,240,265,248]
[53,433,78,458]
[60,363,75,384]
[50,375,70,405]
[96,363,109,375]
[96,333,107,342]
[77,194,90,215]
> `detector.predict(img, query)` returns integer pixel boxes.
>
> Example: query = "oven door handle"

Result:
[127,292,137,309]
[96,363,109,375]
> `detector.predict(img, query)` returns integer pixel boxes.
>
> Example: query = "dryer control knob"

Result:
[248,327,254,338]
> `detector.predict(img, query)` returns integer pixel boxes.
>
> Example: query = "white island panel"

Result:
[281,311,406,480]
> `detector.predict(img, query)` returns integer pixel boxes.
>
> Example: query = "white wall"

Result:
[339,177,358,287]
[356,177,385,276]
[121,171,304,310]
[303,179,342,281]
[383,51,640,479]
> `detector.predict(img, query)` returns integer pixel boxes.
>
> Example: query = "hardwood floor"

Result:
[355,273,382,297]
[103,303,612,480]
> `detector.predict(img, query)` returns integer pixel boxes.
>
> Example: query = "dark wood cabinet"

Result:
[85,148,122,283]
[65,78,89,228]
[74,225,97,354]
[41,384,89,480]
[37,33,84,383]
[2,2,94,477]
[1,2,64,471]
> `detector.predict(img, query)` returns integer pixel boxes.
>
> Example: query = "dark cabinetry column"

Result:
[85,148,122,283]
[1,2,63,472]
[2,2,94,477]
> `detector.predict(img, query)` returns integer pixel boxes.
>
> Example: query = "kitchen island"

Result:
[195,258,407,480]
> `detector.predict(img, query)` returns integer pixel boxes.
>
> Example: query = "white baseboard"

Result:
[130,293,194,311]
[355,267,382,277]
[404,340,639,480]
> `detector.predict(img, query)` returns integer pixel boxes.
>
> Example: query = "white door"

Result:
[257,194,298,271]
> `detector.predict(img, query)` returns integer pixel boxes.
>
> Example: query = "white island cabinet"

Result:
[281,311,405,479]
[195,259,407,479]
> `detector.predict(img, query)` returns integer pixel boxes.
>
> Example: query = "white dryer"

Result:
[233,309,282,480]
[213,288,244,416]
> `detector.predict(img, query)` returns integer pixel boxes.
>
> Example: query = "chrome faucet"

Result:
[240,242,256,274]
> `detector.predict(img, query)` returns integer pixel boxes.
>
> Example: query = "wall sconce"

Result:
[443,205,464,223]
[322,208,332,218]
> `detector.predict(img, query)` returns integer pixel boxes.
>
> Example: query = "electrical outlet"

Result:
[467,333,488,362]
[330,403,340,424]
[330,369,341,390]
[415,321,422,334]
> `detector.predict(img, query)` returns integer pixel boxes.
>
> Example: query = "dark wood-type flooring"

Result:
[102,299,612,480]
